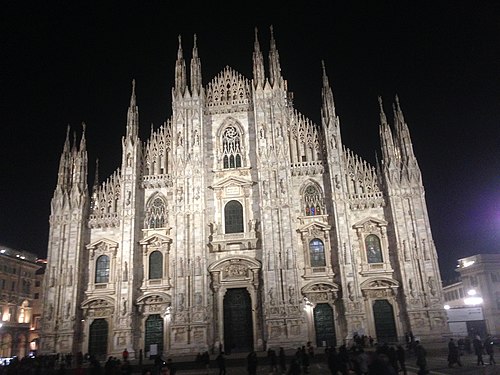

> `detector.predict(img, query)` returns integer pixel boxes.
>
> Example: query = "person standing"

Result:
[414,341,428,375]
[484,335,496,365]
[278,347,286,374]
[247,351,258,375]
[396,344,407,375]
[473,335,485,366]
[122,348,129,362]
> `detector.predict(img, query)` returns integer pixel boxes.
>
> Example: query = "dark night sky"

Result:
[1,1,499,282]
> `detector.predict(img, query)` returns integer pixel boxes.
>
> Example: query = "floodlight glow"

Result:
[444,304,450,310]
[467,289,477,296]
[464,297,483,306]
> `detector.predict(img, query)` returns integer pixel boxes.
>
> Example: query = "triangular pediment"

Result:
[297,220,331,233]
[139,233,172,246]
[86,238,119,250]
[210,175,254,190]
[352,217,387,229]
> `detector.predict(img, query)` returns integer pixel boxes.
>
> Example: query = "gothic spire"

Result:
[57,125,71,189]
[392,95,420,177]
[252,27,265,88]
[321,60,337,126]
[190,34,202,95]
[92,158,99,192]
[79,122,86,152]
[378,96,397,169]
[268,25,283,87]
[126,79,139,139]
[174,35,187,96]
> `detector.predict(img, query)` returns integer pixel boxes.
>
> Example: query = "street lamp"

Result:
[464,289,483,306]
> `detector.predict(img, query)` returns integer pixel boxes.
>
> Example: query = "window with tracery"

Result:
[304,185,323,216]
[222,126,242,169]
[149,251,163,279]
[309,239,326,267]
[95,255,110,283]
[365,234,383,263]
[224,200,244,233]
[146,196,167,229]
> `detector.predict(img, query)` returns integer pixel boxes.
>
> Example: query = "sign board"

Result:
[446,307,484,322]
[149,344,158,356]
[448,321,468,337]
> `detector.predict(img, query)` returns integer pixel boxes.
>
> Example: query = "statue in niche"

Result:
[195,292,202,307]
[195,256,201,276]
[177,131,183,146]
[67,266,73,286]
[179,258,184,277]
[409,278,415,297]
[268,288,275,305]
[65,302,71,319]
[288,285,295,304]
[248,219,256,232]
[178,293,185,311]
[47,303,53,321]
[348,282,354,301]
[123,262,128,282]
[121,298,127,316]
[428,277,436,296]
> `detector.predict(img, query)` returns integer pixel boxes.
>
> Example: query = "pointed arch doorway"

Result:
[223,288,253,353]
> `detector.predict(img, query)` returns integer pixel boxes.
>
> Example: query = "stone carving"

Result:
[222,263,248,278]
[268,288,275,305]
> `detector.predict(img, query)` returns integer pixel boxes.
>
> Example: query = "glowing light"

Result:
[461,260,475,268]
[464,297,483,306]
[467,289,477,296]
[444,304,450,310]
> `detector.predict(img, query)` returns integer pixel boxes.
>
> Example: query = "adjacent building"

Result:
[443,254,500,338]
[40,29,448,359]
[0,245,42,358]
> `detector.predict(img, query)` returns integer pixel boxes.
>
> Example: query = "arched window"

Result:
[149,251,163,280]
[309,239,326,267]
[366,235,383,263]
[304,185,323,216]
[146,196,167,229]
[95,255,110,283]
[224,200,244,233]
[222,126,242,169]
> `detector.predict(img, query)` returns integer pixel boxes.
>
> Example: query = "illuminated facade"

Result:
[0,246,42,357]
[41,29,448,358]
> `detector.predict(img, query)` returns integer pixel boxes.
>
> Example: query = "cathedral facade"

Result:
[40,29,448,358]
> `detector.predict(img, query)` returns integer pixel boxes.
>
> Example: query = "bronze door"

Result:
[223,288,253,353]
[89,318,108,360]
[145,314,164,355]
[313,303,336,347]
[373,299,397,343]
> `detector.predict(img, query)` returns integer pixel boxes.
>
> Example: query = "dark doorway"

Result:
[313,303,336,347]
[89,318,108,360]
[223,288,253,353]
[145,314,164,355]
[373,299,397,343]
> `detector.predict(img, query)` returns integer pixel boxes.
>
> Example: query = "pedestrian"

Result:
[279,347,286,374]
[247,351,258,375]
[216,352,226,375]
[166,358,177,375]
[414,341,428,375]
[267,348,278,374]
[484,335,496,365]
[473,335,485,366]
[287,356,301,375]
[122,348,129,362]
[396,344,407,375]
[447,338,462,367]
[201,351,210,374]
[327,346,339,375]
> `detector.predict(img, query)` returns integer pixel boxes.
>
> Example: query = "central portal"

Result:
[223,288,253,353]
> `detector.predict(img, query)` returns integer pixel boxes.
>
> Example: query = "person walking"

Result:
[473,335,485,366]
[484,335,496,365]
[447,338,462,367]
[216,352,226,375]
[414,341,428,375]
[278,347,287,374]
